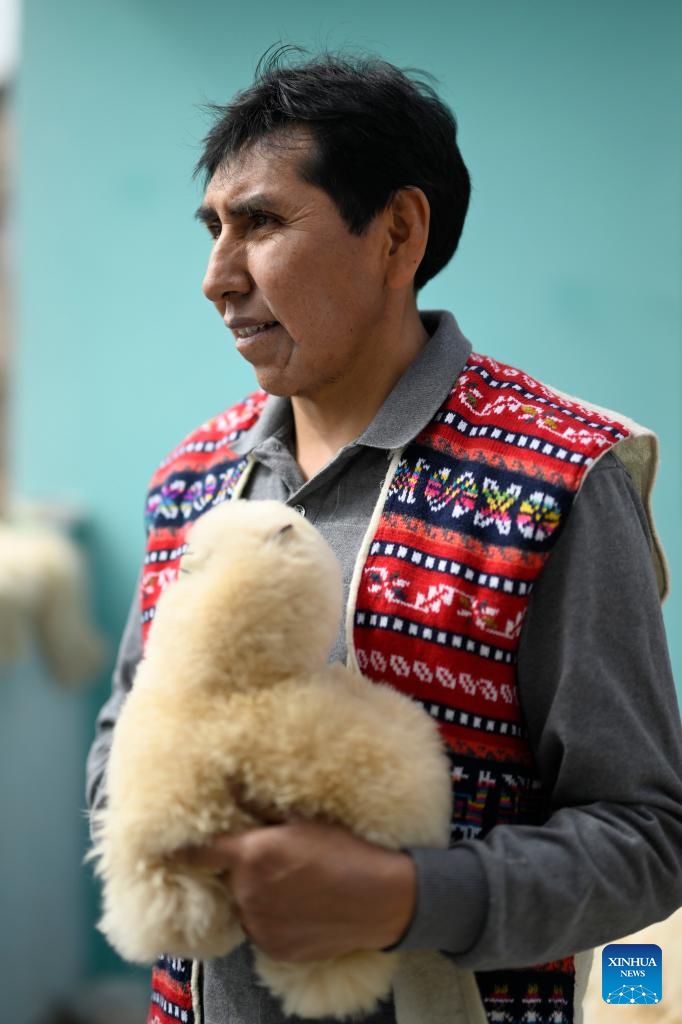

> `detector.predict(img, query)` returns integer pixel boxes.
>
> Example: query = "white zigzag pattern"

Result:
[363,565,526,641]
[457,378,615,450]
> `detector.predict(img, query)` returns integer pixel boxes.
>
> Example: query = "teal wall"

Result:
[13,0,681,987]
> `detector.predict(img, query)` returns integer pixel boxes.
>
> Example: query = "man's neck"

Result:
[291,304,429,481]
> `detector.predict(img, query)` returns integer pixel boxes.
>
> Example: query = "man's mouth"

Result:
[232,321,279,339]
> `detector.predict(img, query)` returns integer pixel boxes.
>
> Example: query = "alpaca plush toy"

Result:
[91,499,452,1019]
[0,519,106,686]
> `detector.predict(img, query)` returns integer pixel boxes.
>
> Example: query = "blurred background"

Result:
[0,1,679,1021]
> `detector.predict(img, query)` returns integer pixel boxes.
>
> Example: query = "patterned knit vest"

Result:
[142,352,631,1024]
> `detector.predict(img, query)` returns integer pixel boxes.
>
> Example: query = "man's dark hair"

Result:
[195,47,471,291]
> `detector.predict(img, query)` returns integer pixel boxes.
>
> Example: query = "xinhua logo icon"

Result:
[602,943,662,1005]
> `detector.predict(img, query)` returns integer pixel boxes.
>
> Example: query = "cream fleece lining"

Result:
[544,382,668,601]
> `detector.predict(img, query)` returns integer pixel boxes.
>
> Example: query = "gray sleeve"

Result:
[85,582,143,815]
[398,452,682,967]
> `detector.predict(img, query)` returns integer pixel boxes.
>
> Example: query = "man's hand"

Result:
[178,820,416,962]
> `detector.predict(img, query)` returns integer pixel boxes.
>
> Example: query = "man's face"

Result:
[198,134,392,400]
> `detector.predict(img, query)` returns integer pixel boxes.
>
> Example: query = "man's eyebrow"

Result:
[194,203,219,225]
[194,193,281,223]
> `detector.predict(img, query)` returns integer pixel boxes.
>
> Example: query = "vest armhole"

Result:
[345,447,406,673]
[584,432,669,602]
[544,377,669,604]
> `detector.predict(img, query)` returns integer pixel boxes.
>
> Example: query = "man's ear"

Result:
[384,187,430,291]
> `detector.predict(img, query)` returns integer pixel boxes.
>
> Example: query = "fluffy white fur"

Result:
[92,499,452,1020]
[0,521,106,685]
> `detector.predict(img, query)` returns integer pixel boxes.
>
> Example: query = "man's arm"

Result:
[399,451,682,968]
[85,582,142,815]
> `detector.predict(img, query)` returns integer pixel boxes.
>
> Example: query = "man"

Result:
[87,50,682,1024]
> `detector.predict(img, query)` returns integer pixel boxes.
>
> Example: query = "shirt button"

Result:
[294,504,306,517]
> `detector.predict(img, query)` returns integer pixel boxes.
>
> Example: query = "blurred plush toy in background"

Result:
[0,520,106,686]
[91,499,452,1020]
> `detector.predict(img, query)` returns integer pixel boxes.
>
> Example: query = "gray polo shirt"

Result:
[86,311,682,1024]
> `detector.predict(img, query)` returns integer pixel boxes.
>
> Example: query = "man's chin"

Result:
[252,370,295,398]
[252,366,340,402]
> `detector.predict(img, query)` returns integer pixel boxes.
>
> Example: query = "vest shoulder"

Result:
[464,352,633,436]
[457,354,666,594]
[148,389,267,489]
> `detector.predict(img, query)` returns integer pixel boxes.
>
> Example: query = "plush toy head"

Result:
[148,500,343,687]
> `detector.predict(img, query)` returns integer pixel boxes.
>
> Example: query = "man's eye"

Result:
[250,212,277,229]
[206,222,221,240]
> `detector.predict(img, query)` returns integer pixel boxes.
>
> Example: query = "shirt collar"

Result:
[229,309,472,457]
[229,392,293,457]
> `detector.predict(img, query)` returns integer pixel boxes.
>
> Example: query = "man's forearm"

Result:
[400,799,682,970]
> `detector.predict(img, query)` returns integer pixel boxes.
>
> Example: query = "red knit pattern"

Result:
[354,353,628,773]
[141,390,267,644]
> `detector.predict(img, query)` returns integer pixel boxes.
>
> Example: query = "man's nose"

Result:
[202,237,250,304]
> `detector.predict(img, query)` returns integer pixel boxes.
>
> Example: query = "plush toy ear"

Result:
[271,523,294,543]
[178,549,194,575]
[179,545,208,575]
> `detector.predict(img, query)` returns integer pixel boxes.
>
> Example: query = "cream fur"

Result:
[91,499,452,1019]
[0,521,106,685]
